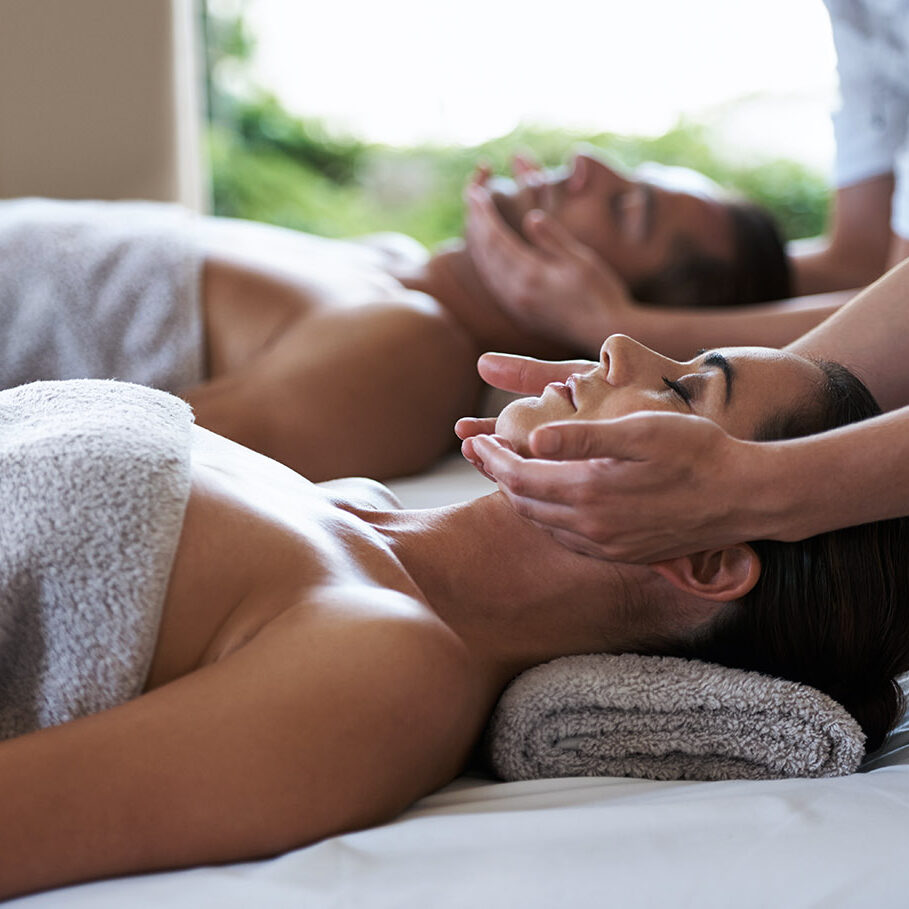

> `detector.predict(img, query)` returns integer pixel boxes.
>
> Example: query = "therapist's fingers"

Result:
[468,435,592,503]
[461,433,517,483]
[477,352,596,395]
[471,162,492,186]
[522,209,599,266]
[454,416,498,440]
[466,183,538,269]
[459,436,497,482]
[511,151,543,184]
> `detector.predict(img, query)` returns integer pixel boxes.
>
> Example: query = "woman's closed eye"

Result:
[662,376,693,407]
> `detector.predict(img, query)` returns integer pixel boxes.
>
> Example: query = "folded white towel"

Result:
[0,379,193,739]
[488,653,866,782]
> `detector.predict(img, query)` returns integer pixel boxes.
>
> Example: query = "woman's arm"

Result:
[0,602,471,899]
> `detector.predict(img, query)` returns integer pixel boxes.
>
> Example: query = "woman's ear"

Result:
[650,545,760,602]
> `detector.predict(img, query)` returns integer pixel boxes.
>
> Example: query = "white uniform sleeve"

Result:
[826,0,909,239]
[892,140,909,241]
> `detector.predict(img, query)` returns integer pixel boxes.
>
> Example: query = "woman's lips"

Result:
[547,381,576,409]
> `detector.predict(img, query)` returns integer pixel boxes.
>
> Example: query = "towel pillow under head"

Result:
[487,653,866,782]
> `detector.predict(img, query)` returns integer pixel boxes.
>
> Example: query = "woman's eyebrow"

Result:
[699,351,735,404]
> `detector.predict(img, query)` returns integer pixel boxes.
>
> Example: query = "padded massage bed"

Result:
[14,453,909,908]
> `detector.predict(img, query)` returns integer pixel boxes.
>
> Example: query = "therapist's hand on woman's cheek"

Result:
[457,352,766,563]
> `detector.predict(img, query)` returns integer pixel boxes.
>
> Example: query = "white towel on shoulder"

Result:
[0,379,193,739]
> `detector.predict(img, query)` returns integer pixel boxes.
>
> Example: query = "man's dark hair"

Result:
[630,200,792,308]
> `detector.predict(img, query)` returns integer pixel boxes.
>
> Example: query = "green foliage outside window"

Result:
[203,3,830,249]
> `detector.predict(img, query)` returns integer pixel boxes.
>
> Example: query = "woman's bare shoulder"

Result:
[249,589,484,803]
[0,583,480,897]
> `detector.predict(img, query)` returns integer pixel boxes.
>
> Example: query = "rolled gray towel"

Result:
[488,653,866,782]
[0,379,193,739]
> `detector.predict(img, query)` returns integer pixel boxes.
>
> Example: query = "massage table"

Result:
[15,453,909,908]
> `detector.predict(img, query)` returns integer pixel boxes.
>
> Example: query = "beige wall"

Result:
[0,0,205,208]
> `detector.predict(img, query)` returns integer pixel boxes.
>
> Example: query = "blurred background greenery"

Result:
[202,3,830,248]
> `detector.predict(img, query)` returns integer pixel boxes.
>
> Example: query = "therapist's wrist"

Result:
[753,434,846,543]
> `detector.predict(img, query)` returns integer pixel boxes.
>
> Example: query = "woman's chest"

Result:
[145,432,416,689]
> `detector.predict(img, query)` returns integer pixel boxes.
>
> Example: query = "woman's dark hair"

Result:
[630,200,792,309]
[673,361,909,752]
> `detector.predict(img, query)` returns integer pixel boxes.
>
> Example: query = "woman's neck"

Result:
[364,493,663,689]
[397,242,575,359]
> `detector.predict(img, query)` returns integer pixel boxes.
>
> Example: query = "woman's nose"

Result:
[600,334,672,386]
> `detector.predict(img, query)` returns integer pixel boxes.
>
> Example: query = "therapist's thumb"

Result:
[530,413,675,461]
[528,420,624,460]
[530,412,720,461]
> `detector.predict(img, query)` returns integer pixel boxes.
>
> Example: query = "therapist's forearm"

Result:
[788,258,909,411]
[788,242,882,296]
[788,176,895,296]
[767,404,909,541]
[622,292,848,362]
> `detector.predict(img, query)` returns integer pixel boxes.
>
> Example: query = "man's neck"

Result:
[366,493,663,688]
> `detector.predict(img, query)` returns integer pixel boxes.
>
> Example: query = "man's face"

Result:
[489,153,735,289]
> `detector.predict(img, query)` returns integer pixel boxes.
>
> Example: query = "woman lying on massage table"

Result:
[0,152,795,483]
[2,336,908,898]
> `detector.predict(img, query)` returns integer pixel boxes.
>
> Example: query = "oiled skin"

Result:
[188,218,571,481]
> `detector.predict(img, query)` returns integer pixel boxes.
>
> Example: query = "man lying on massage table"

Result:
[1,336,907,898]
[0,152,800,482]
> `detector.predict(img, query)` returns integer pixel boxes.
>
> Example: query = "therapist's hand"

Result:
[469,414,765,561]
[464,163,639,356]
[459,354,771,562]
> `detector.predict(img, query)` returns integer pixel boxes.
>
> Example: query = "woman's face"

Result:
[496,335,826,455]
[490,153,734,288]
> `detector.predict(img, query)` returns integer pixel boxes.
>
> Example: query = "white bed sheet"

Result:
[15,455,909,908]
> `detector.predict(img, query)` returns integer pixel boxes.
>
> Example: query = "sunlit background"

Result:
[204,0,838,244]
